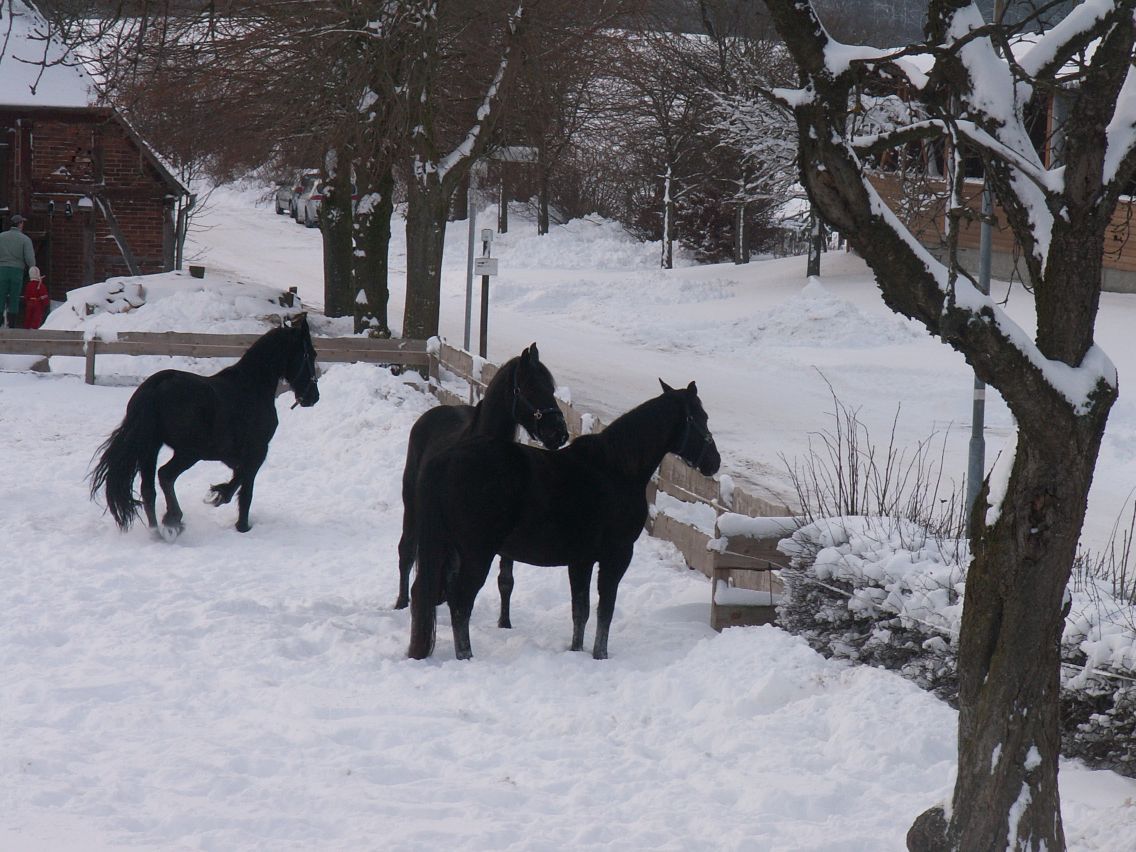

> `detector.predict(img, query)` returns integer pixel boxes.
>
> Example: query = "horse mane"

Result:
[590,392,681,481]
[222,325,294,380]
[467,354,522,436]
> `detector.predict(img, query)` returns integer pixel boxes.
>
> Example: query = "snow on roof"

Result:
[0,0,97,108]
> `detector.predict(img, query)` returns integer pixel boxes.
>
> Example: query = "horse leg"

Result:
[592,546,633,660]
[206,472,240,507]
[496,558,515,628]
[394,494,417,610]
[157,451,197,540]
[568,561,594,652]
[448,552,494,660]
[233,454,266,533]
[139,449,159,529]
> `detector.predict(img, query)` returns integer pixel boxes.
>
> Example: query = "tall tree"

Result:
[398,0,527,340]
[759,0,1134,847]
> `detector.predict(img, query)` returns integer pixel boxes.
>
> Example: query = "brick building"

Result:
[1,2,189,301]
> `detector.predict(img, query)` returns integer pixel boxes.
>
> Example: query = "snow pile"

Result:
[779,516,1136,775]
[490,207,687,270]
[44,270,300,335]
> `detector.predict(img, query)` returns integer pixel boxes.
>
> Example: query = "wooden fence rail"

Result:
[0,329,795,629]
[0,328,429,384]
[429,341,797,630]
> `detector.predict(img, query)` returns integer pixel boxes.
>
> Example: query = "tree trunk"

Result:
[734,200,748,265]
[498,171,509,234]
[403,175,449,340]
[353,164,394,336]
[806,207,823,277]
[321,166,354,318]
[661,164,674,270]
[909,410,1109,851]
[538,164,551,236]
[451,173,469,223]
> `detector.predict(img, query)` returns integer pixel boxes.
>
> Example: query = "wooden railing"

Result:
[428,341,797,630]
[0,328,429,384]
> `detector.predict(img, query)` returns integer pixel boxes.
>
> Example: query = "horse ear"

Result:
[686,381,697,395]
[659,379,675,394]
[529,342,540,362]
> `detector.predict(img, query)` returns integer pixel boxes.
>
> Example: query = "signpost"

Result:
[462,146,538,356]
[476,229,496,358]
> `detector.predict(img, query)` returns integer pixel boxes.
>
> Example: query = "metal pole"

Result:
[463,168,478,352]
[966,182,993,519]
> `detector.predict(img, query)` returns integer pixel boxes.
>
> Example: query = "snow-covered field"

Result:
[2,186,1135,849]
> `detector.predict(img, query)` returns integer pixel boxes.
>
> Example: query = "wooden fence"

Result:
[0,328,429,383]
[428,341,797,630]
[0,328,796,629]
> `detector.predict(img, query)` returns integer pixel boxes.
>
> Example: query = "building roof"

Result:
[0,0,97,109]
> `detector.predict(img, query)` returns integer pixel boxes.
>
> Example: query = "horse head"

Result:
[660,379,720,477]
[513,342,569,449]
[284,313,320,408]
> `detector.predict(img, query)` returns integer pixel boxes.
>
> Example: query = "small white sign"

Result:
[474,257,499,277]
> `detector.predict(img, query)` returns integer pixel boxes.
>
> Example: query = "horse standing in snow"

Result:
[89,314,320,540]
[408,380,720,661]
[394,343,569,622]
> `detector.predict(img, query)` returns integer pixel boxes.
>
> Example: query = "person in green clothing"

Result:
[0,214,36,328]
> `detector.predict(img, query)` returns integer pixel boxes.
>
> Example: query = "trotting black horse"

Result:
[394,342,569,619]
[89,314,320,540]
[408,380,720,661]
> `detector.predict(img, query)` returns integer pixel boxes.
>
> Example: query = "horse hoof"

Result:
[204,489,224,507]
[235,522,251,533]
[159,523,183,542]
[497,618,512,629]
[393,597,409,610]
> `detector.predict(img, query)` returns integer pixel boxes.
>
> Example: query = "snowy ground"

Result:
[2,186,1135,849]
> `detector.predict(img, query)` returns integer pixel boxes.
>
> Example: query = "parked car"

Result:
[273,181,292,215]
[295,175,325,228]
[297,179,360,228]
[287,172,320,222]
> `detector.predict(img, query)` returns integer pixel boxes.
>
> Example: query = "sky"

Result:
[1,186,1134,849]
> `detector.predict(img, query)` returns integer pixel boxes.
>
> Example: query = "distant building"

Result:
[0,1,190,300]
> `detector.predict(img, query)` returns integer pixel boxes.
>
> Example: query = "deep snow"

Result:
[2,186,1135,849]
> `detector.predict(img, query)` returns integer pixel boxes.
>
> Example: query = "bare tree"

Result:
[760,0,1134,847]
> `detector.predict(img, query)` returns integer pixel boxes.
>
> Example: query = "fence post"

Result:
[84,338,97,384]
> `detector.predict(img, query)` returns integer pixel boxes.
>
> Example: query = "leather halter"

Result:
[512,364,561,425]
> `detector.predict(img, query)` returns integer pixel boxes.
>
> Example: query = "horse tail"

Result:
[407,467,455,660]
[89,380,162,530]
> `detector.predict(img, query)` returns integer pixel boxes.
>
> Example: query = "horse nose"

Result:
[700,443,721,476]
[554,417,569,447]
[302,384,320,407]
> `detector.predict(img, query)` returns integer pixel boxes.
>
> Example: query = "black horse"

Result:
[89,314,320,540]
[408,380,720,661]
[394,343,569,621]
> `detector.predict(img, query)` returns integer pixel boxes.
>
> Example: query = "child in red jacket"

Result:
[23,265,49,329]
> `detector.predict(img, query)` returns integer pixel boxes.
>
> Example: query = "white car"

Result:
[296,176,325,228]
[273,181,293,215]
[297,178,359,228]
